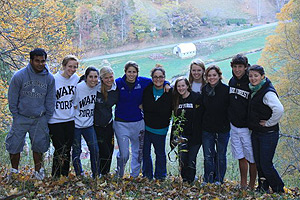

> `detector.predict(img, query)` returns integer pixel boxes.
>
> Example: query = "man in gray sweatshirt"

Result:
[5,48,56,181]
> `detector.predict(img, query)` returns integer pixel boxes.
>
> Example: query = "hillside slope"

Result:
[133,0,278,23]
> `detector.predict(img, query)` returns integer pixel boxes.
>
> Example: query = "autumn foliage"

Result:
[0,0,81,133]
[259,0,300,180]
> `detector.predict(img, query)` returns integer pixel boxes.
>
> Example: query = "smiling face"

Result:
[191,64,204,82]
[30,55,46,73]
[152,70,165,89]
[249,70,265,86]
[232,64,247,79]
[176,79,190,97]
[86,71,99,88]
[207,69,221,86]
[101,72,114,89]
[62,60,78,78]
[125,66,138,83]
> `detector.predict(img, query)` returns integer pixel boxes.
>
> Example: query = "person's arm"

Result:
[8,74,21,118]
[260,91,284,127]
[45,77,56,121]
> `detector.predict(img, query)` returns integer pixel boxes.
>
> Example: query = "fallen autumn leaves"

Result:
[0,166,299,199]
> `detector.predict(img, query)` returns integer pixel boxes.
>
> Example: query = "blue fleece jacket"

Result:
[115,75,152,122]
[8,63,56,121]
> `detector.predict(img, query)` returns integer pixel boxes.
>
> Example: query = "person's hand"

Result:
[259,120,267,127]
[164,84,171,92]
[139,104,143,110]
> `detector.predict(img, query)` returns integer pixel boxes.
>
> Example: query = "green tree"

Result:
[259,0,300,181]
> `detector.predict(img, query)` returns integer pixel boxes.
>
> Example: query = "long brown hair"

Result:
[100,66,114,101]
[172,77,191,115]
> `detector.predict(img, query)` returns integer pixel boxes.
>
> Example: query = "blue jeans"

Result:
[142,130,167,180]
[72,126,99,178]
[202,131,230,183]
[251,131,284,193]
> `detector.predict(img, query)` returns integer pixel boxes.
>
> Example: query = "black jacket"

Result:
[201,81,230,133]
[171,91,202,148]
[94,88,119,127]
[228,73,250,128]
[142,83,173,129]
[248,78,279,133]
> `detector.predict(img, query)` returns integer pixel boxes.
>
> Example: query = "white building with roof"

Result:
[173,43,196,59]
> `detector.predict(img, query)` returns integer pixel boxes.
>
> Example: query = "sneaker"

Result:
[4,168,19,183]
[214,181,222,186]
[200,182,207,187]
[34,168,45,181]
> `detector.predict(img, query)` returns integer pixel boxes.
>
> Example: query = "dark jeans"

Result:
[142,130,167,180]
[49,121,74,177]
[178,138,201,183]
[202,131,230,183]
[94,122,114,175]
[72,126,99,178]
[251,131,284,193]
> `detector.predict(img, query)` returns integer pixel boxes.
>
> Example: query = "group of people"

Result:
[5,48,285,193]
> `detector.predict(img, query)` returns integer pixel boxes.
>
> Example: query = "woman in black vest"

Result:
[248,65,284,193]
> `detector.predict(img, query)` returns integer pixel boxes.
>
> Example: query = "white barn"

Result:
[173,43,196,59]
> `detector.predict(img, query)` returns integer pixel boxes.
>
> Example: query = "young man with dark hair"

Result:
[228,54,257,189]
[5,48,56,181]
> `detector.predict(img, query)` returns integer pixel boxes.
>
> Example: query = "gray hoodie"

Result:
[8,63,56,121]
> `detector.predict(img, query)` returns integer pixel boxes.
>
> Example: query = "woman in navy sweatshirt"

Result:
[170,77,201,184]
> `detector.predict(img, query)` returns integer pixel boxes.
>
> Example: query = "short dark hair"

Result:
[30,48,47,60]
[248,65,265,75]
[230,54,248,68]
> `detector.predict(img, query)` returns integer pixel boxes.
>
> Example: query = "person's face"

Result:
[152,70,165,89]
[125,66,138,83]
[191,64,204,81]
[30,55,46,73]
[86,71,99,88]
[62,60,78,78]
[176,80,189,96]
[102,72,114,88]
[207,69,220,86]
[232,64,247,79]
[249,70,265,86]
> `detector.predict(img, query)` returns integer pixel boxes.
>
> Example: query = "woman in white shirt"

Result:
[48,55,79,178]
[72,67,100,178]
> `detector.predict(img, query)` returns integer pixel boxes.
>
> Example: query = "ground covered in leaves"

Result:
[0,166,299,199]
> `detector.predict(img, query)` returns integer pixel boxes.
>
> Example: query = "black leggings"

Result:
[94,122,114,175]
[49,120,75,177]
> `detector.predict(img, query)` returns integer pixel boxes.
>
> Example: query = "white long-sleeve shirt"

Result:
[263,91,284,127]
[48,72,79,124]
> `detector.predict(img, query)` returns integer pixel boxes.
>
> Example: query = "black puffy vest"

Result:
[248,78,279,133]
